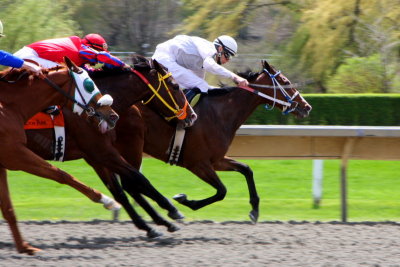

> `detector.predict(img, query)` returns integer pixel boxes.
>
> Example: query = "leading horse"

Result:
[24,56,197,242]
[126,60,312,223]
[0,57,119,254]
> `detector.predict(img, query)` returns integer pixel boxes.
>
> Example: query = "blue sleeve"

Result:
[0,50,24,68]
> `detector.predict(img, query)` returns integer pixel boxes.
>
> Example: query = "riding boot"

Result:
[184,87,202,105]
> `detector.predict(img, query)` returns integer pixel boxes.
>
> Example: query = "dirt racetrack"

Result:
[1,220,400,267]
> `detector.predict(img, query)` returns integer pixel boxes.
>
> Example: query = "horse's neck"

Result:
[10,76,67,121]
[201,88,261,135]
[95,74,148,114]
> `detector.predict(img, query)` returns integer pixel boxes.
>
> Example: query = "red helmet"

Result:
[82,33,108,51]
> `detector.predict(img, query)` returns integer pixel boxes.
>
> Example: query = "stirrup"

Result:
[43,105,60,115]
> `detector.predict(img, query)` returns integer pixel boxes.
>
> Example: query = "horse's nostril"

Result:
[190,113,198,122]
[110,113,119,122]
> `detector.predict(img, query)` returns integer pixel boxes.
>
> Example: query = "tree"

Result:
[0,0,82,53]
[74,0,183,55]
[326,54,384,93]
[286,0,400,92]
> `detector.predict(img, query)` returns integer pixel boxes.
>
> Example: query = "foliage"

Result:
[73,0,183,55]
[177,0,256,39]
[246,94,400,126]
[0,0,82,53]
[286,0,400,92]
[326,54,385,93]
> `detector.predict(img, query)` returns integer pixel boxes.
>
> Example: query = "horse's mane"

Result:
[236,69,261,82]
[88,67,127,78]
[207,87,237,96]
[131,55,152,70]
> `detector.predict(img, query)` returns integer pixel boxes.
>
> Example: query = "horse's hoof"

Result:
[147,229,163,239]
[167,224,180,232]
[173,193,187,203]
[168,210,185,220]
[19,242,42,255]
[249,210,259,224]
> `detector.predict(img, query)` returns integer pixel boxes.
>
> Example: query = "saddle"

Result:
[24,107,66,161]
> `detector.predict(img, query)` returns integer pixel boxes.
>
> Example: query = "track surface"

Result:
[1,220,400,267]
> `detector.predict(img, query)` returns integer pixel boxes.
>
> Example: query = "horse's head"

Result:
[132,56,197,128]
[246,60,312,118]
[64,57,119,133]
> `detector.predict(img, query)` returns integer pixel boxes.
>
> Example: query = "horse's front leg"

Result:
[119,171,185,220]
[129,189,180,232]
[214,157,259,223]
[0,168,41,255]
[87,161,163,238]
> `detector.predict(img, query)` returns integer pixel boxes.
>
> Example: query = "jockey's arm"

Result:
[0,50,42,75]
[203,57,248,87]
[79,47,129,69]
[0,50,24,68]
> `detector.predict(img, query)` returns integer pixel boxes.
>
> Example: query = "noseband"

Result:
[131,69,189,121]
[241,68,299,115]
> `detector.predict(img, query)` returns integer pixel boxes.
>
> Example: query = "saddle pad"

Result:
[24,110,65,129]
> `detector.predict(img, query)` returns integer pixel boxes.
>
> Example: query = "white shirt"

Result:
[152,35,235,92]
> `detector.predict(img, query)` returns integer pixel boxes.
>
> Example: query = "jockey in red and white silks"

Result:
[13,34,129,70]
[152,35,249,93]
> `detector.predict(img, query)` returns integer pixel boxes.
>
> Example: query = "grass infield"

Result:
[5,158,400,222]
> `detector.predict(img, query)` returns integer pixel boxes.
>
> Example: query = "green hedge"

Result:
[245,94,400,126]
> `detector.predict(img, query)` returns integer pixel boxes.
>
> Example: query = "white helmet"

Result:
[0,20,4,37]
[213,35,237,57]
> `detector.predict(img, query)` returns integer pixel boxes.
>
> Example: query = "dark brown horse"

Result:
[24,56,197,242]
[0,57,120,255]
[123,60,312,223]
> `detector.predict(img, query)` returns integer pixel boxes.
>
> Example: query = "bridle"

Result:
[240,68,300,115]
[131,68,189,121]
[43,69,105,120]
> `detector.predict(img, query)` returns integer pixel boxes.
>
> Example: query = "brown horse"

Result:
[122,60,312,223]
[24,56,197,241]
[0,57,120,254]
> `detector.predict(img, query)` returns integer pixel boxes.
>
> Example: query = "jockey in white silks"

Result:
[152,35,249,100]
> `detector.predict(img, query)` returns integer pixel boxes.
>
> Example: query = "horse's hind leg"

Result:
[214,157,259,223]
[0,168,41,255]
[3,145,118,210]
[173,162,227,211]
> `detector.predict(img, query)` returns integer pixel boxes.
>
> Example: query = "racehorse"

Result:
[0,57,120,255]
[124,60,312,224]
[24,56,197,242]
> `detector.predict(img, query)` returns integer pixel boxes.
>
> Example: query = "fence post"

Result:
[312,160,324,208]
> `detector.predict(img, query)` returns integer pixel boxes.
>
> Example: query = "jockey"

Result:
[13,33,131,70]
[152,35,249,100]
[0,20,42,75]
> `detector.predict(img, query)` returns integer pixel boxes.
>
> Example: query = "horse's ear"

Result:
[152,59,161,71]
[262,60,272,72]
[64,56,81,73]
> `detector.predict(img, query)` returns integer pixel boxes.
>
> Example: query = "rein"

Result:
[43,73,96,116]
[239,68,299,115]
[131,69,188,121]
[0,69,29,83]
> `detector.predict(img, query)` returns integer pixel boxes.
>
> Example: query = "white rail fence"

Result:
[227,125,400,222]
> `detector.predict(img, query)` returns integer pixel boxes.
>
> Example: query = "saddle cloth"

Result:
[24,109,66,161]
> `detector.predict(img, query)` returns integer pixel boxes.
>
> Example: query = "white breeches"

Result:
[14,46,59,68]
